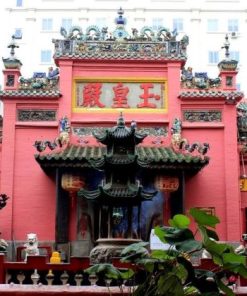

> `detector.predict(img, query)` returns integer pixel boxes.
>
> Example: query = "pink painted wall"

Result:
[11,128,56,240]
[61,61,171,124]
[63,58,241,241]
[0,99,58,241]
[0,56,243,246]
[185,129,227,238]
[182,107,241,241]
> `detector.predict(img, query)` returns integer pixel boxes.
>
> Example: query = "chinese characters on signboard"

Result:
[155,176,179,192]
[75,81,165,109]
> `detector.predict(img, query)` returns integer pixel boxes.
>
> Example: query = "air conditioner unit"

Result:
[231,31,239,38]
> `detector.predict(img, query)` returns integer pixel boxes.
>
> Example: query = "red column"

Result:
[0,102,16,240]
[224,103,241,240]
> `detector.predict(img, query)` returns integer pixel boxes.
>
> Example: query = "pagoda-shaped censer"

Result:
[78,114,156,263]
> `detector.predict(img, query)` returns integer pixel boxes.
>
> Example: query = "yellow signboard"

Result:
[72,77,168,113]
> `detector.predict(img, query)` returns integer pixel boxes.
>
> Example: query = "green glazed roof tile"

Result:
[35,144,209,172]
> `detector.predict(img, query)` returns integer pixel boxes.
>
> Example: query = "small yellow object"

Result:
[50,251,61,264]
[240,177,247,191]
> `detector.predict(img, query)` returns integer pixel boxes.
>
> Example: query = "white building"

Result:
[0,0,246,113]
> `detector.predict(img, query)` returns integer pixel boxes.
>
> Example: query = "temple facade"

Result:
[0,9,245,260]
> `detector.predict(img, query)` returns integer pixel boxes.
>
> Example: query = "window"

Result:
[152,18,164,31]
[14,28,22,39]
[226,76,233,87]
[42,18,53,31]
[95,18,107,29]
[16,0,23,7]
[41,50,52,63]
[6,75,15,87]
[61,18,72,32]
[207,19,218,32]
[208,51,219,64]
[173,18,183,32]
[230,51,240,61]
[228,19,238,32]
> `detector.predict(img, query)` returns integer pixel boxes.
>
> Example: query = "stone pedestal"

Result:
[90,238,141,263]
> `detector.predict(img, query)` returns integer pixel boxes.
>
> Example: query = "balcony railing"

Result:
[0,254,245,295]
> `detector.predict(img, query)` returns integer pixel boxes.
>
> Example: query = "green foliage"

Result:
[119,241,149,263]
[85,263,134,286]
[120,241,149,256]
[88,208,247,295]
[169,214,191,229]
[189,208,220,228]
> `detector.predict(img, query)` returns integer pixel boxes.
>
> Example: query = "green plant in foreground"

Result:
[86,208,247,295]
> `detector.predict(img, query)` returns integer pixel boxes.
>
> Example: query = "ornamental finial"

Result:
[221,34,230,60]
[115,7,126,26]
[2,34,22,69]
[7,34,22,60]
[117,112,125,127]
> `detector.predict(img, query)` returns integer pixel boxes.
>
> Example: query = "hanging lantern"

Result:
[155,176,179,192]
[61,174,85,194]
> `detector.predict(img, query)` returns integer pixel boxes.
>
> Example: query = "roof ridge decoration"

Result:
[93,112,147,146]
[170,118,210,159]
[178,89,243,104]
[0,89,61,97]
[53,8,189,61]
[33,116,71,153]
[35,145,209,171]
[1,66,60,94]
[181,35,239,91]
[18,67,60,91]
[34,116,210,173]
[181,68,222,90]
[0,69,61,95]
[1,34,60,93]
[237,100,247,142]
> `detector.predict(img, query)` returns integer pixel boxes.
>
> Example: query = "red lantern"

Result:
[155,176,179,192]
[61,174,85,194]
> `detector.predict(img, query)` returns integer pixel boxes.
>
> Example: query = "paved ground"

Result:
[0,284,133,295]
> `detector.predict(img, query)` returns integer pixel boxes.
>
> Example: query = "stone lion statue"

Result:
[24,233,39,261]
